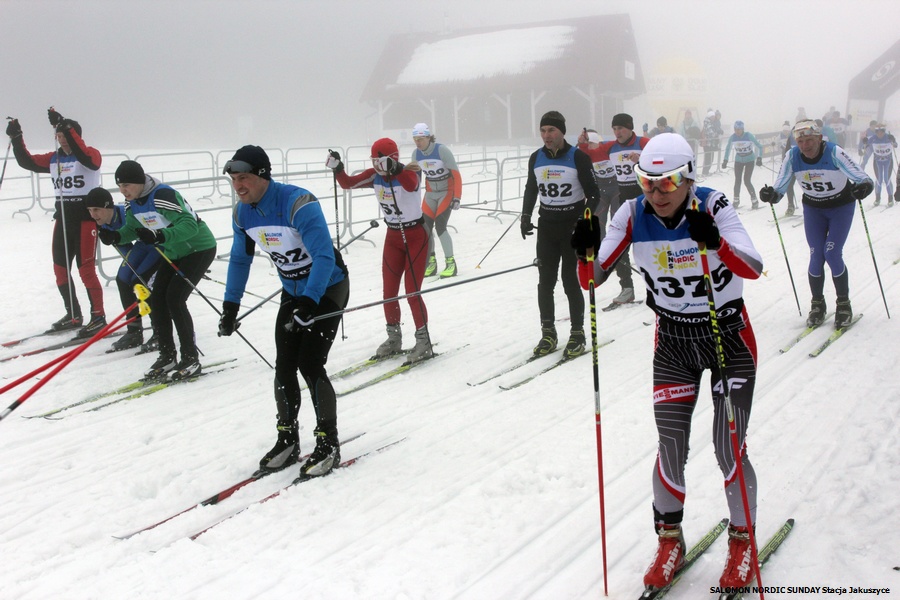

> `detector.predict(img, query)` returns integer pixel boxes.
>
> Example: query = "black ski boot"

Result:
[257,421,300,474]
[169,354,202,381]
[48,313,83,332]
[806,297,826,328]
[109,326,143,352]
[295,428,341,481]
[144,348,176,380]
[834,296,853,329]
[564,329,586,359]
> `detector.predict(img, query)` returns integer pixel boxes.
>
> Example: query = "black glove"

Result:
[6,118,22,138]
[97,228,121,246]
[520,214,534,239]
[759,185,781,205]
[684,210,721,249]
[850,180,873,200]
[57,118,77,134]
[384,156,404,176]
[218,301,241,337]
[721,160,728,169]
[570,215,602,260]
[755,157,763,167]
[284,296,317,332]
[47,108,63,128]
[325,149,344,173]
[135,227,165,245]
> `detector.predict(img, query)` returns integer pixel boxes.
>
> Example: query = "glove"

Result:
[721,160,728,169]
[47,108,63,128]
[520,214,534,239]
[759,185,781,205]
[57,118,77,134]
[385,156,404,176]
[325,149,343,173]
[858,148,865,157]
[284,296,317,332]
[570,214,602,260]
[135,227,165,245]
[451,198,460,210]
[218,301,241,337]
[850,180,874,200]
[97,228,121,246]
[684,209,721,250]
[5,118,22,139]
[755,157,763,167]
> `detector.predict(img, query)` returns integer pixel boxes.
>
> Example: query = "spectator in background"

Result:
[648,116,674,138]
[722,120,764,209]
[680,110,701,154]
[700,109,721,176]
[827,111,851,148]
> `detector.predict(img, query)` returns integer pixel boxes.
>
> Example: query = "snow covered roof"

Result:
[361,14,645,102]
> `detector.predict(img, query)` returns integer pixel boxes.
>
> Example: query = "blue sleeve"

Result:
[772,149,796,196]
[750,133,763,157]
[290,194,337,304]
[723,136,733,161]
[224,206,254,305]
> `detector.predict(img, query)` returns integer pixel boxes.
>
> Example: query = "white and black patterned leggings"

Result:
[650,315,758,528]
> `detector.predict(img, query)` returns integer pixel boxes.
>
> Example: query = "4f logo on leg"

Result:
[713,377,748,394]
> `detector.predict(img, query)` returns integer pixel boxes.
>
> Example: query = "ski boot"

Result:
[439,256,457,278]
[732,197,741,209]
[834,296,853,329]
[169,354,202,381]
[643,523,686,589]
[49,313,83,332]
[374,323,402,358]
[806,297,826,328]
[110,326,143,352]
[613,287,635,304]
[424,254,438,277]
[564,329,586,359]
[533,325,557,357]
[258,421,300,474]
[75,314,107,339]
[296,428,340,481]
[144,348,177,380]
[719,524,754,588]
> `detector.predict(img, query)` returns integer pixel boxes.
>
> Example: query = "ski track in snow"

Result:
[1,164,898,599]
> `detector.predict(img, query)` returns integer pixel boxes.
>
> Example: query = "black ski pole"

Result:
[474,213,522,269]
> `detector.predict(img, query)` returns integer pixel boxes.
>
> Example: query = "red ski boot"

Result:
[643,524,685,589]
[719,524,755,588]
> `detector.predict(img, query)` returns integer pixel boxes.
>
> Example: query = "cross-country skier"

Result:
[410,122,462,279]
[220,145,349,479]
[760,120,874,329]
[328,138,434,363]
[721,120,764,209]
[570,133,764,591]
[861,123,897,207]
[6,109,106,337]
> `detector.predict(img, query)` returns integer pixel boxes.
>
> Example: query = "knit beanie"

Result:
[611,113,634,130]
[225,145,272,180]
[115,160,145,185]
[83,187,114,209]
[539,111,566,134]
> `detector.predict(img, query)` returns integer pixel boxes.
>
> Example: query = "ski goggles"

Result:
[792,120,821,139]
[634,163,692,194]
[222,160,269,178]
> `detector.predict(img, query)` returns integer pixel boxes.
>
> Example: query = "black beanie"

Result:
[539,111,566,134]
[612,113,634,130]
[115,160,145,185]
[225,145,272,180]
[84,187,114,209]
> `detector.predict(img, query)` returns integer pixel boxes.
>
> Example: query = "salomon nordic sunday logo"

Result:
[872,59,895,81]
[653,244,698,273]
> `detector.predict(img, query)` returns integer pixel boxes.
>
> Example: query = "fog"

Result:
[1,0,898,151]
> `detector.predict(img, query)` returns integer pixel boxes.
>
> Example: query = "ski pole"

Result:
[315,259,539,322]
[235,287,282,323]
[691,199,766,596]
[332,161,341,250]
[202,273,275,302]
[341,219,380,249]
[0,290,147,422]
[855,200,891,318]
[54,127,77,325]
[0,138,11,193]
[768,206,802,315]
[152,246,273,369]
[583,208,609,596]
[474,213,521,269]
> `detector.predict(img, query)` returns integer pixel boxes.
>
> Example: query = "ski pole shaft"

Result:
[584,208,609,596]
[474,213,520,269]
[153,247,273,369]
[341,220,379,249]
[315,259,539,322]
[0,305,137,422]
[0,140,11,192]
[768,205,802,315]
[855,200,891,318]
[236,288,282,323]
[692,200,765,596]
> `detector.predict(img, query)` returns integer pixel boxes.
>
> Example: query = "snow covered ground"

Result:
[1,160,898,599]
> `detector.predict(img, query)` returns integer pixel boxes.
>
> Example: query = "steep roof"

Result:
[361,14,645,102]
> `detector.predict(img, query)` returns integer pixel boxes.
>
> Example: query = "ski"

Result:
[778,313,833,354]
[1,331,124,364]
[602,299,643,312]
[638,518,730,600]
[498,341,613,391]
[330,345,434,381]
[2,327,73,349]
[186,437,406,541]
[114,432,367,540]
[716,518,795,600]
[808,314,863,358]
[467,349,561,386]
[337,345,466,397]
[25,359,238,419]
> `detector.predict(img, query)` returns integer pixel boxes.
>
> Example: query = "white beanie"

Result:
[412,122,431,137]
[638,133,696,179]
